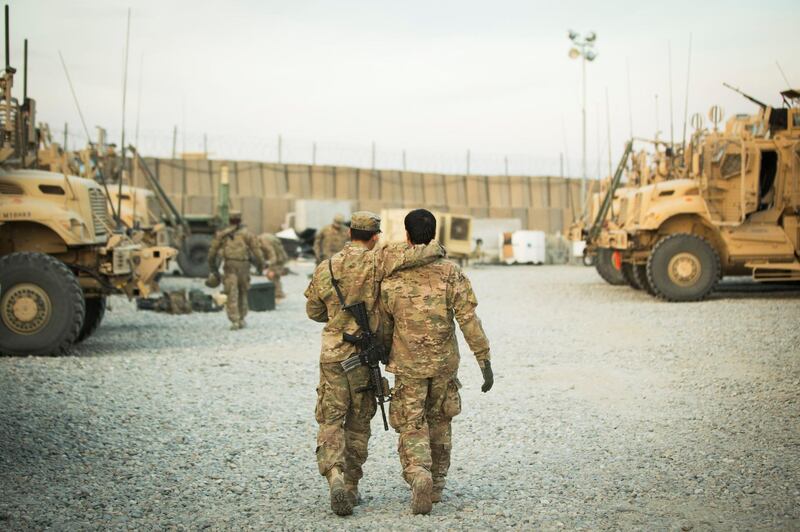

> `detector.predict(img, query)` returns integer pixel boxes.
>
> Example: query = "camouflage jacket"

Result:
[313,224,349,261]
[208,225,265,271]
[258,233,288,267]
[381,257,490,379]
[304,241,445,363]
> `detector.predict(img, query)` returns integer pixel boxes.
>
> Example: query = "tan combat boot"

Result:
[326,467,353,516]
[410,472,433,515]
[431,483,443,504]
[345,482,361,507]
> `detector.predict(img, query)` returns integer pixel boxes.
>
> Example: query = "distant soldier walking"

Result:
[258,232,289,299]
[313,214,349,264]
[304,211,444,516]
[380,209,493,514]
[207,211,265,330]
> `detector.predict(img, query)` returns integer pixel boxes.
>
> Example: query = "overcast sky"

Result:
[14,0,800,175]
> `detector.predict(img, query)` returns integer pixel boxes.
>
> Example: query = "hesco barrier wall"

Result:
[135,158,595,235]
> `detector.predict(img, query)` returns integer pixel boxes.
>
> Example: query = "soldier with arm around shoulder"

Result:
[380,208,493,515]
[303,211,444,517]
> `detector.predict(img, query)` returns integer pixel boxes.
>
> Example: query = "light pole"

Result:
[568,30,598,217]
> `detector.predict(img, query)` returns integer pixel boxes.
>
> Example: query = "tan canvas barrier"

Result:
[261,197,294,234]
[380,170,403,203]
[286,164,311,198]
[186,195,214,216]
[423,173,446,205]
[400,172,424,205]
[147,158,585,235]
[311,165,335,199]
[508,176,531,208]
[488,176,511,208]
[262,163,288,197]
[334,167,358,200]
[465,175,488,207]
[444,174,467,205]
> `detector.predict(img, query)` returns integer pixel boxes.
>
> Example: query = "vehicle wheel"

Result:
[634,263,657,296]
[77,296,107,342]
[595,249,626,286]
[0,252,85,356]
[177,234,213,278]
[621,262,642,290]
[647,233,720,302]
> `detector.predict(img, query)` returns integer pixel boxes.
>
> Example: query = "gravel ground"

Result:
[1,263,798,530]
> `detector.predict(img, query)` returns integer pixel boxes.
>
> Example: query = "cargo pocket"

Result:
[388,382,404,430]
[441,378,462,419]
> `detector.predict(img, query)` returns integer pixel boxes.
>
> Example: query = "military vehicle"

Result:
[605,87,800,301]
[379,208,473,259]
[0,6,175,355]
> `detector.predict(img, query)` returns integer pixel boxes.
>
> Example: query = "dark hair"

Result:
[350,228,378,242]
[404,209,437,245]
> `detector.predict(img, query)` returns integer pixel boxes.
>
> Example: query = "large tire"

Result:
[633,263,657,296]
[0,252,85,356]
[647,233,720,302]
[177,234,213,278]
[621,262,642,290]
[595,249,626,285]
[77,296,107,342]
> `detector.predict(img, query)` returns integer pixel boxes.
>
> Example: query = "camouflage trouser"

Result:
[315,362,377,487]
[222,260,251,324]
[389,373,462,491]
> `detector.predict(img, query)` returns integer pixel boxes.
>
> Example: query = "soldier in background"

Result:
[207,211,265,330]
[304,211,444,517]
[380,208,493,514]
[258,232,289,299]
[313,214,349,264]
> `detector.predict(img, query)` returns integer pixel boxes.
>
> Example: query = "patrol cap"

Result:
[349,211,381,233]
[230,210,242,219]
[333,213,345,224]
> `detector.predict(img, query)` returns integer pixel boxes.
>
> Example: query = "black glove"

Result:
[480,360,493,393]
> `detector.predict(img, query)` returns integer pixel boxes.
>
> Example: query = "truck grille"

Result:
[89,188,111,237]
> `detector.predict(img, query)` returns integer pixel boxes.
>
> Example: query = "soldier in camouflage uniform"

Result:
[207,211,265,330]
[258,232,289,299]
[313,214,349,264]
[381,209,494,515]
[304,211,444,516]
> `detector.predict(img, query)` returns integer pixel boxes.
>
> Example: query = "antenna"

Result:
[134,52,143,149]
[58,51,92,143]
[776,61,792,89]
[626,57,633,138]
[605,87,612,178]
[681,33,693,149]
[668,41,674,149]
[4,4,9,71]
[58,49,121,224]
[116,7,131,230]
[22,38,26,100]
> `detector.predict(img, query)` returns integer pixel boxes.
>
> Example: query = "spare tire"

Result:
[177,234,214,278]
[0,252,85,356]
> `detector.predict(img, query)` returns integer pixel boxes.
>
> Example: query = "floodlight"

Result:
[585,50,597,61]
[568,29,579,41]
[585,31,597,42]
[568,48,581,59]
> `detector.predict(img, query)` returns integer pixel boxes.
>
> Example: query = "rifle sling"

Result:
[328,258,348,309]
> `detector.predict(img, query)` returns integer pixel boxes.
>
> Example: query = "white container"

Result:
[501,230,546,265]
